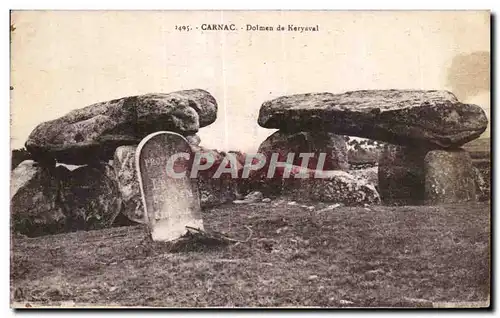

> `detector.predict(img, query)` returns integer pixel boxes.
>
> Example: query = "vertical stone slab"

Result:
[59,162,122,231]
[10,160,66,236]
[113,145,144,223]
[257,131,349,172]
[136,131,203,241]
[424,149,476,204]
[378,144,428,205]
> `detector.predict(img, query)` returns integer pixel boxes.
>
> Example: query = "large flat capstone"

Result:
[25,89,217,165]
[258,90,488,148]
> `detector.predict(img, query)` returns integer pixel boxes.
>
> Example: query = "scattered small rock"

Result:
[262,198,271,203]
[276,227,288,234]
[233,191,264,204]
[287,201,297,206]
[308,275,318,281]
[366,269,384,274]
[316,203,341,214]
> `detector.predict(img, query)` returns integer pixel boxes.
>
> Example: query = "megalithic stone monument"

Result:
[136,131,203,241]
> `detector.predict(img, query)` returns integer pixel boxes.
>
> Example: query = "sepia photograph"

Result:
[9,10,491,308]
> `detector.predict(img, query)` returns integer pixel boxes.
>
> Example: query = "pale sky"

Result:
[10,11,490,152]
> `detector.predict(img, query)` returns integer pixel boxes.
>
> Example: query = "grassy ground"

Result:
[11,200,490,308]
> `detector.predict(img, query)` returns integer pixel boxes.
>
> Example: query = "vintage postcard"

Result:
[10,10,490,308]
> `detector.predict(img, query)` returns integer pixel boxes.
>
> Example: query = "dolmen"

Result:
[256,89,488,205]
[10,87,489,237]
[11,89,218,236]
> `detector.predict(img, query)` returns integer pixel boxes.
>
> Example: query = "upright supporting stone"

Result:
[113,145,144,223]
[136,132,203,241]
[424,149,476,204]
[257,131,349,171]
[10,160,66,236]
[378,144,428,205]
[59,162,122,231]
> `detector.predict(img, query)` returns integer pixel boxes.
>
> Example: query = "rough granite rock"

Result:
[11,148,32,170]
[25,89,217,165]
[233,191,264,204]
[257,131,349,171]
[378,144,429,205]
[258,90,488,148]
[113,144,242,218]
[191,146,243,207]
[473,166,489,202]
[350,166,379,189]
[113,146,144,223]
[286,169,380,205]
[59,163,122,231]
[10,160,66,236]
[424,149,476,204]
[240,162,379,205]
[185,134,201,146]
[198,177,240,207]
